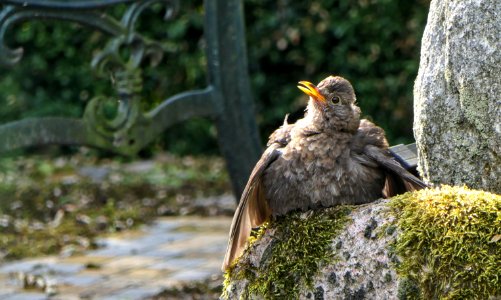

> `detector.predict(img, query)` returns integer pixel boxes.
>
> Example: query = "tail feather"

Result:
[221,146,280,271]
[383,171,427,198]
[364,144,429,199]
[222,202,252,270]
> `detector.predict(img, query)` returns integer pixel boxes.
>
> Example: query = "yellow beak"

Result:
[297,81,326,103]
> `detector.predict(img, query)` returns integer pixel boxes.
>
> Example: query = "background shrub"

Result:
[0,0,430,155]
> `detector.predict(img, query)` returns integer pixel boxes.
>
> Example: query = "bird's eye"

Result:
[331,96,341,104]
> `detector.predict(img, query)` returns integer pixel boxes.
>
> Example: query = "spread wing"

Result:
[363,144,428,197]
[222,118,292,271]
[221,144,281,271]
[352,119,428,197]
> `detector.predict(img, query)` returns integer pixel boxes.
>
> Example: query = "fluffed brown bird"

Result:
[222,75,427,271]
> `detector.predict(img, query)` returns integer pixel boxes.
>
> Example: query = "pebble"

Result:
[0,216,231,299]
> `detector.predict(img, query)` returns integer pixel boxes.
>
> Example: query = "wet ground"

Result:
[0,216,232,299]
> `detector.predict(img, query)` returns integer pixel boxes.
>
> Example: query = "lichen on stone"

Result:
[222,206,351,299]
[390,185,500,299]
[223,186,499,299]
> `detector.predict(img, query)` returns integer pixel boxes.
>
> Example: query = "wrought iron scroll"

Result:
[0,0,219,155]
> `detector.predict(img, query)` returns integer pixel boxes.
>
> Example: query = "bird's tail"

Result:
[222,146,280,271]
[222,202,252,271]
[383,171,428,198]
[222,183,270,271]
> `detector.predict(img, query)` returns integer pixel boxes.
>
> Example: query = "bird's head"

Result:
[297,75,360,132]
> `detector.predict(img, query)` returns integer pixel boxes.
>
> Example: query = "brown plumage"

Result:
[222,75,427,271]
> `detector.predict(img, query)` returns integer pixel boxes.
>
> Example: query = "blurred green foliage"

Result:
[0,0,429,155]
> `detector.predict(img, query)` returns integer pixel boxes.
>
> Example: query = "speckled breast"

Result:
[263,133,385,217]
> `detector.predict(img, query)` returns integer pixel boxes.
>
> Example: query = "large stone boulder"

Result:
[222,186,500,299]
[413,0,501,193]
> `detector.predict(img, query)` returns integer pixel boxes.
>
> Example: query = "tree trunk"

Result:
[413,0,501,193]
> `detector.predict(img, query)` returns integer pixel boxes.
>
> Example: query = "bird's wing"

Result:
[351,119,428,197]
[363,144,429,197]
[221,143,282,271]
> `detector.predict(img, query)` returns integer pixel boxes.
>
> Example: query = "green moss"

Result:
[390,185,500,299]
[1,218,98,260]
[247,222,270,246]
[224,206,351,299]
[85,262,102,269]
[397,277,421,300]
[0,154,230,260]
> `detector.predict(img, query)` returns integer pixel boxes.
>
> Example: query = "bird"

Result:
[222,75,428,271]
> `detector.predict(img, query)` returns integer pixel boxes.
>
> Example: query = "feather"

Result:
[363,144,429,197]
[222,76,429,271]
[221,144,281,271]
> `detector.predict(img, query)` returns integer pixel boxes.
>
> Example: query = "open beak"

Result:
[297,81,326,103]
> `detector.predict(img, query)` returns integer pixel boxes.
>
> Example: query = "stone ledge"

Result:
[222,186,500,299]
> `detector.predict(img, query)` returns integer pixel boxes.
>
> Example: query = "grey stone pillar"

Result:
[414,0,501,193]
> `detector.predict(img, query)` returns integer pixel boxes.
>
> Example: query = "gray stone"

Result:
[0,216,232,299]
[90,231,189,257]
[414,0,501,193]
[57,273,105,287]
[140,248,184,259]
[104,286,163,300]
[0,258,54,274]
[170,269,215,281]
[38,263,84,275]
[149,258,206,271]
[123,160,156,173]
[0,287,17,298]
[223,200,401,299]
[78,166,110,182]
[192,194,237,216]
[3,292,48,300]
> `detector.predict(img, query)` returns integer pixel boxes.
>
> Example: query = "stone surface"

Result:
[224,186,500,299]
[223,199,402,299]
[413,0,501,193]
[0,216,232,299]
[311,202,398,299]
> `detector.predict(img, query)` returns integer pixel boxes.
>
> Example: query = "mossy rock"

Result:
[222,186,500,299]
